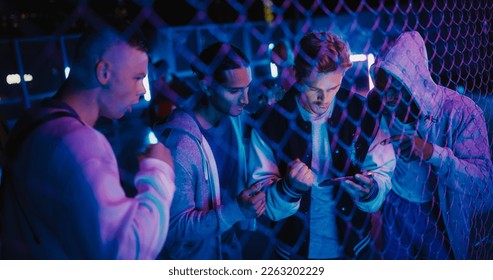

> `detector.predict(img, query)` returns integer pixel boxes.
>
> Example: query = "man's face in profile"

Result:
[99,42,149,120]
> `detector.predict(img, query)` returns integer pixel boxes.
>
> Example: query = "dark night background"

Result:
[0,0,395,39]
[0,0,492,261]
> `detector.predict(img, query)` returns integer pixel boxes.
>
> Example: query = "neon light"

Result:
[6,73,34,84]
[147,131,158,144]
[350,54,367,62]
[270,62,278,78]
[143,75,151,102]
[367,53,375,90]
[6,74,21,84]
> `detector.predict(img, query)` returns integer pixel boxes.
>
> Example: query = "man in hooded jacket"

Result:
[370,31,493,259]
[154,42,266,260]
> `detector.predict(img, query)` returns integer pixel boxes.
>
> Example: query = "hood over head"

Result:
[371,31,442,121]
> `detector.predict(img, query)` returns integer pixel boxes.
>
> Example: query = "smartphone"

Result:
[319,171,373,187]
[318,176,354,187]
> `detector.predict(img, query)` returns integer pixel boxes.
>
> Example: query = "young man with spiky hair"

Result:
[0,19,175,259]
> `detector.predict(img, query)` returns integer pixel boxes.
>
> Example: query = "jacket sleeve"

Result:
[427,103,493,202]
[124,158,175,259]
[64,129,175,260]
[356,128,396,213]
[248,129,300,221]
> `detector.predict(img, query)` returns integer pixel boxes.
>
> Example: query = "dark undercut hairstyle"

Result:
[67,16,149,88]
[191,42,250,85]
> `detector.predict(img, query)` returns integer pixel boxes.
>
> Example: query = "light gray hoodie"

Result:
[371,31,493,259]
[154,109,249,259]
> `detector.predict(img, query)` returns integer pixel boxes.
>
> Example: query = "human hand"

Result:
[237,185,266,219]
[138,143,174,168]
[341,171,377,201]
[285,158,314,192]
[385,134,433,162]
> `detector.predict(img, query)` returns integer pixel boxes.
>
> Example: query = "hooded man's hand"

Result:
[392,134,433,162]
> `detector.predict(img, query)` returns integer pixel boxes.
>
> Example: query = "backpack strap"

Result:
[6,111,79,159]
[0,102,81,245]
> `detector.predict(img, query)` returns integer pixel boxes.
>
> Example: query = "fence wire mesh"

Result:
[0,0,492,260]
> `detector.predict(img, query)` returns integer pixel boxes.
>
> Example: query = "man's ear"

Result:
[96,60,111,85]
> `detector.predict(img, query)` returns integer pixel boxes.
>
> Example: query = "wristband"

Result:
[276,179,302,202]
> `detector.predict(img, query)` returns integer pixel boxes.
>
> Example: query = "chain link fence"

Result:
[1,0,492,259]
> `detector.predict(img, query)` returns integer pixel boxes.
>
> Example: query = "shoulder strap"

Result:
[0,105,80,245]
[6,111,78,159]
